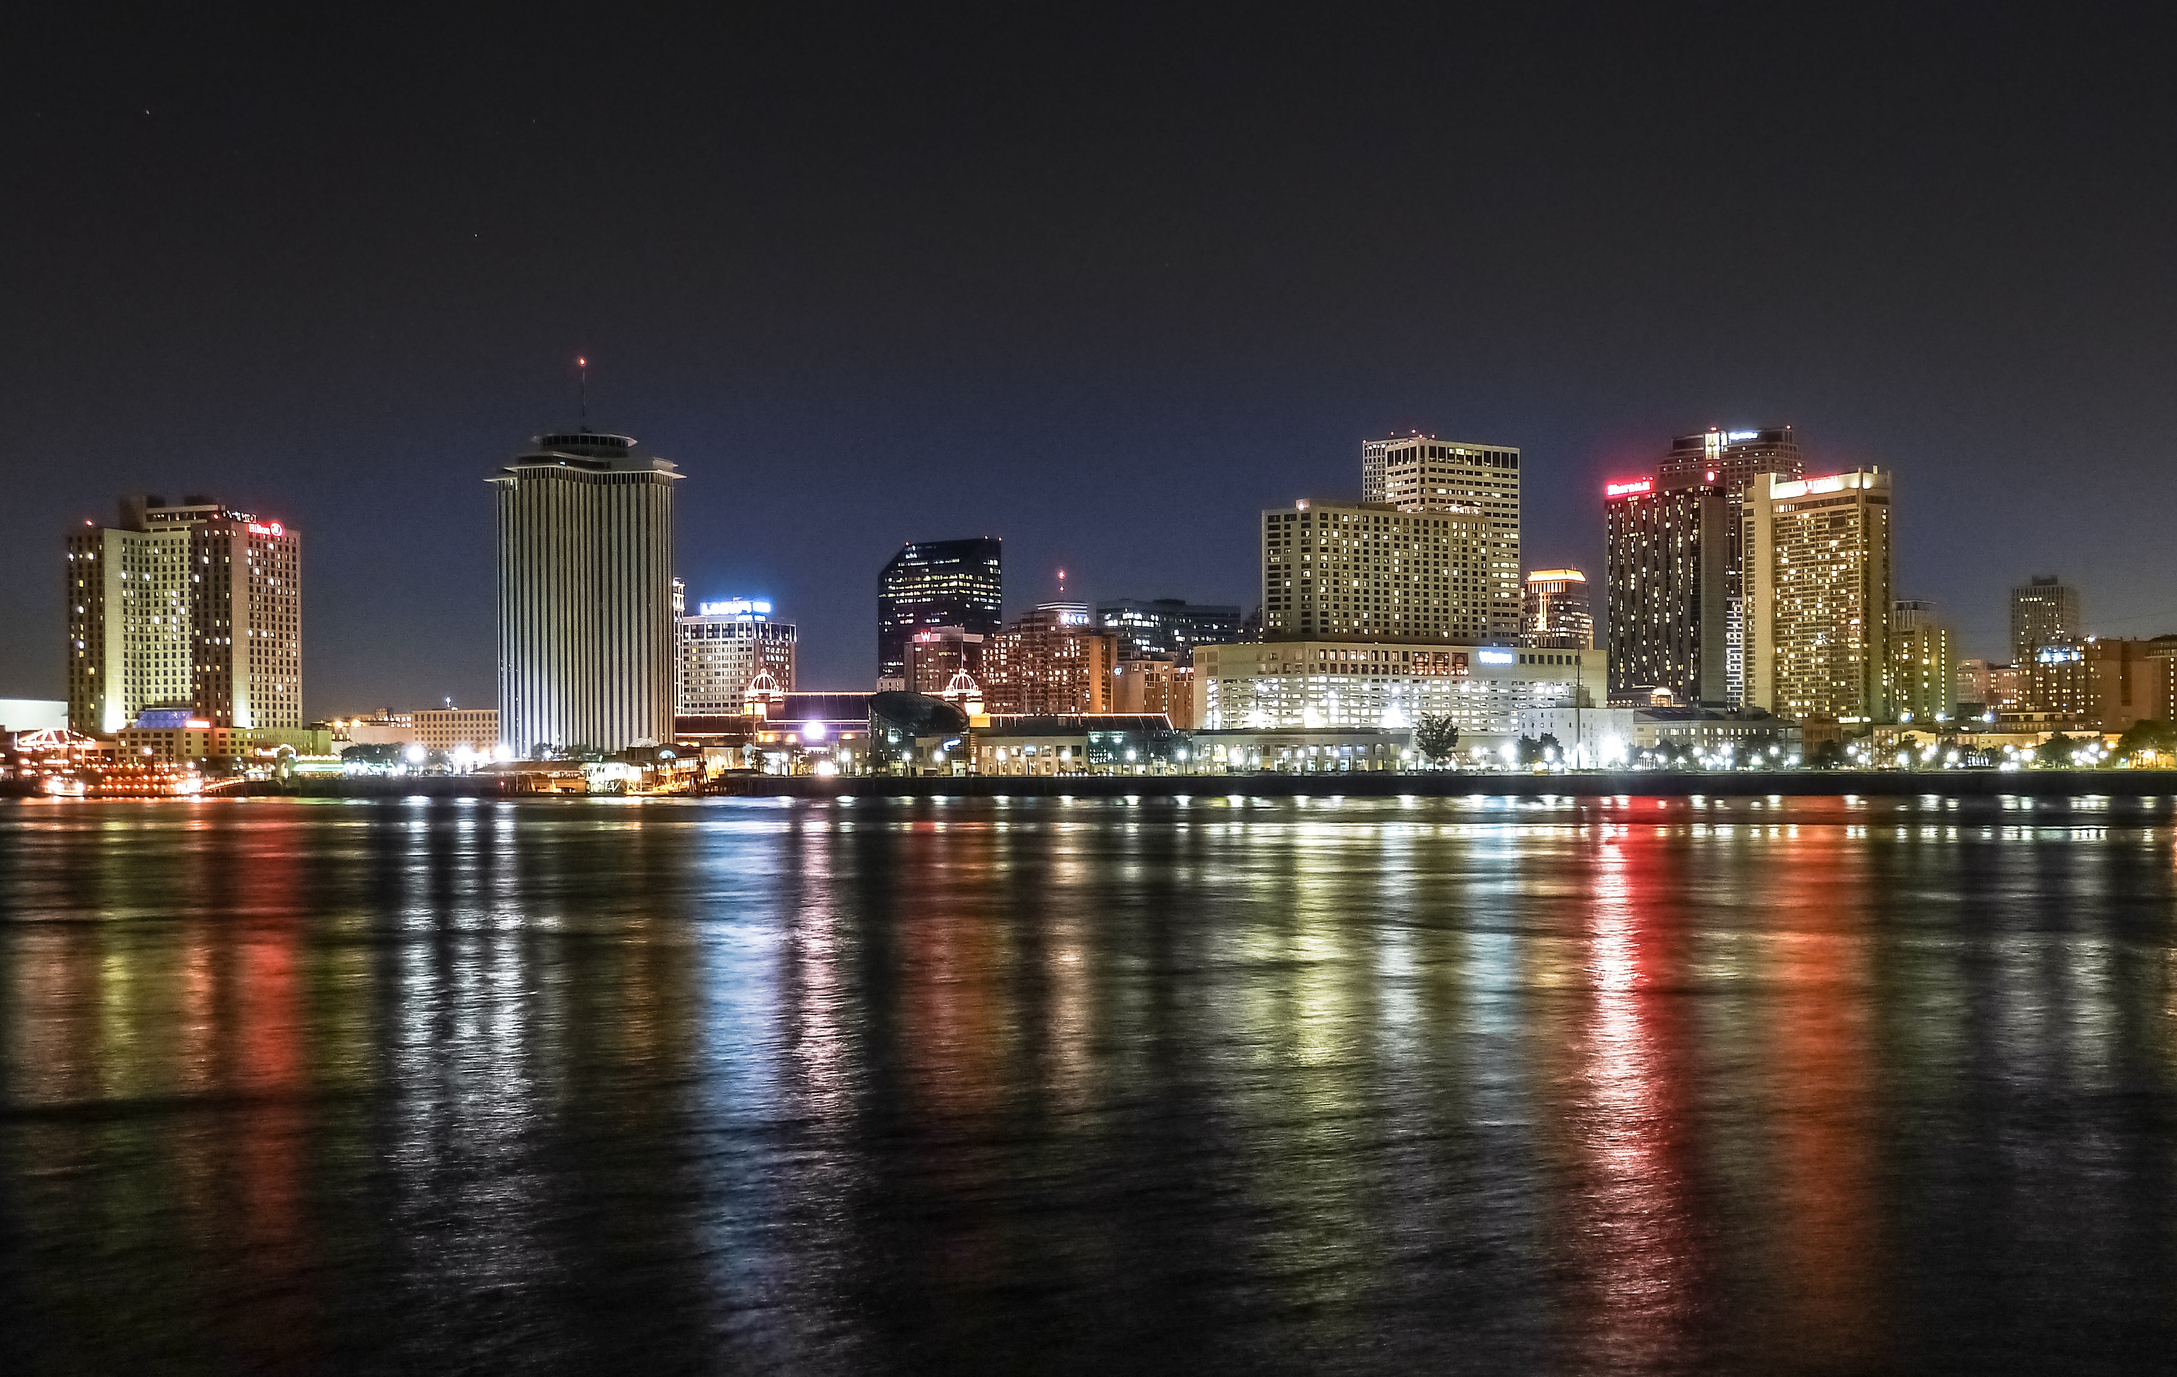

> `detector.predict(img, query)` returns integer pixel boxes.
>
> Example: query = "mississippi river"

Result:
[5,795,2177,1373]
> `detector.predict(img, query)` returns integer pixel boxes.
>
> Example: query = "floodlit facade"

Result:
[66,495,303,735]
[491,430,680,753]
[678,598,796,713]
[1521,568,1593,649]
[1359,433,1522,640]
[2011,576,2082,663]
[1745,469,1894,722]
[1193,640,1604,746]
[1890,599,1958,723]
[877,538,1003,686]
[1261,499,1503,644]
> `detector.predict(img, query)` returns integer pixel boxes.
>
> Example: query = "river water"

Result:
[5,794,2177,1374]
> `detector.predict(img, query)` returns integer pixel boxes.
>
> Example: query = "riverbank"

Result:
[60,768,2171,801]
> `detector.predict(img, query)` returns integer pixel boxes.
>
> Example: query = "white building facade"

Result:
[492,431,679,753]
[1193,640,1605,749]
[678,599,797,713]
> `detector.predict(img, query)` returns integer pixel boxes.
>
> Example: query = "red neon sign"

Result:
[247,521,285,537]
[1604,479,1653,497]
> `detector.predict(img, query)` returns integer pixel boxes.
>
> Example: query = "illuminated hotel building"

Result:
[878,538,1003,686]
[1361,434,1522,640]
[980,602,1119,715]
[1745,468,1893,722]
[1194,639,1604,744]
[1260,499,1499,644]
[2010,575,2081,662]
[491,430,680,753]
[677,598,796,713]
[1603,476,1728,706]
[1602,427,1804,709]
[65,495,303,735]
[1521,568,1593,649]
[1889,599,1957,723]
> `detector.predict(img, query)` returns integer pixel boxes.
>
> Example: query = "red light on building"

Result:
[1604,479,1653,498]
[246,521,285,537]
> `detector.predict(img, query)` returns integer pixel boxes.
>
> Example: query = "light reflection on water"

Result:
[5,794,2177,1373]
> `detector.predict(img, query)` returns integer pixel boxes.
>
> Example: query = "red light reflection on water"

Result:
[1559,820,1714,1370]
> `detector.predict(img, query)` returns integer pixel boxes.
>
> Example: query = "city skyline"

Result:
[24,413,2161,720]
[7,11,2177,706]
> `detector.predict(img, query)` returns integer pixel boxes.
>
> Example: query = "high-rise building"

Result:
[1745,469,1894,722]
[65,495,303,735]
[877,538,1003,686]
[1603,477,1729,706]
[677,597,796,714]
[1361,434,1522,640]
[1261,499,1499,644]
[1096,598,1243,658]
[1658,427,1804,704]
[2011,576,2082,663]
[1657,426,1803,493]
[491,429,680,753]
[1521,569,1593,649]
[980,603,1118,715]
[1890,599,1958,723]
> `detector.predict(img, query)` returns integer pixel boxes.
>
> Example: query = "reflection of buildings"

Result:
[66,494,304,734]
[491,429,680,752]
[877,538,1002,688]
[678,598,796,712]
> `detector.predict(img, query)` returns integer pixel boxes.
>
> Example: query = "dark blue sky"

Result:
[6,6,2174,706]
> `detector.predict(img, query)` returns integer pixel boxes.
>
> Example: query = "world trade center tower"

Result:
[491,429,681,754]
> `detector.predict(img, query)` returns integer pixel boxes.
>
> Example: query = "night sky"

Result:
[6,6,2174,707]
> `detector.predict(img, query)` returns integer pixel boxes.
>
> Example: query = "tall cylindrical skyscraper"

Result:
[491,430,680,754]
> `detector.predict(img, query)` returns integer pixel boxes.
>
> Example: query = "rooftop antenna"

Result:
[577,356,589,424]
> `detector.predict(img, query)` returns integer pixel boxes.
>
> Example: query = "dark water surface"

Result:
[6,794,2177,1374]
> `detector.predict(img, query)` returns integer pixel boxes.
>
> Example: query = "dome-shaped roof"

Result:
[744,669,782,697]
[942,668,980,698]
